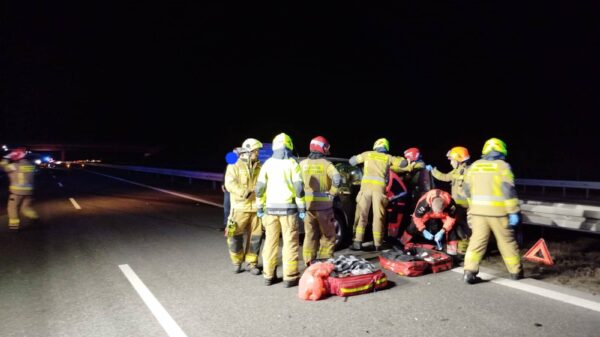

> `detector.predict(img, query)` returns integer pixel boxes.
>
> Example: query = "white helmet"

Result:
[241,138,263,152]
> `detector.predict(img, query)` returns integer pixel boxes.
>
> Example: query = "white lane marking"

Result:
[452,267,600,313]
[87,171,223,207]
[58,182,63,187]
[119,264,188,337]
[69,198,82,210]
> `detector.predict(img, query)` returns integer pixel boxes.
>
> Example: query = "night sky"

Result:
[2,2,598,179]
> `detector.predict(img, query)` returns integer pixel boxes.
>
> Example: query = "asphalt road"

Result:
[0,168,598,337]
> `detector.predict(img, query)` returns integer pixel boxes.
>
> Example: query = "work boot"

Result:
[350,241,362,251]
[264,277,276,286]
[463,271,482,284]
[374,246,382,252]
[233,264,243,274]
[510,270,524,280]
[283,279,299,288]
[247,265,262,276]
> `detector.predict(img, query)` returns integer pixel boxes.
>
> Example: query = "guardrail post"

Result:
[562,187,566,198]
[586,189,590,199]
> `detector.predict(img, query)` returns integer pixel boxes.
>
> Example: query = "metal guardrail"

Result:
[516,179,600,199]
[87,163,224,181]
[85,163,600,233]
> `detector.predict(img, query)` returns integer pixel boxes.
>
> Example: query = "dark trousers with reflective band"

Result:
[403,219,458,254]
[262,214,300,282]
[7,194,37,229]
[353,189,387,247]
[302,208,336,265]
[464,215,521,275]
[227,210,263,267]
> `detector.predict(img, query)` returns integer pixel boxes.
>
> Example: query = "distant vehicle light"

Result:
[34,159,42,165]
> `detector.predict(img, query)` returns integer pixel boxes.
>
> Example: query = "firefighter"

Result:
[1,148,38,230]
[430,146,471,255]
[462,138,522,284]
[256,133,305,287]
[299,136,341,265]
[224,140,263,275]
[401,189,459,255]
[402,147,433,202]
[349,138,408,251]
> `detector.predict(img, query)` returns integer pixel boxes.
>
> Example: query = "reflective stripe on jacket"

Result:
[463,159,519,216]
[299,158,341,211]
[255,157,305,215]
[4,159,35,196]
[225,159,261,212]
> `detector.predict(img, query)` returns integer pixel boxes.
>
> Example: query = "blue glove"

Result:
[298,211,306,220]
[422,229,434,241]
[434,229,445,249]
[425,165,433,171]
[508,213,519,226]
[257,208,265,218]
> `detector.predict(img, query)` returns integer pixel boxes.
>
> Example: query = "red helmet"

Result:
[7,148,26,161]
[404,147,421,162]
[309,136,330,155]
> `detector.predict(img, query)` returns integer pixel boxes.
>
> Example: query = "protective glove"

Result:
[257,208,265,218]
[508,213,519,226]
[422,229,434,241]
[298,211,306,220]
[434,229,445,249]
[425,165,433,171]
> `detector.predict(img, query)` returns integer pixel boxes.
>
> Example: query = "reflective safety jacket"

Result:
[412,189,456,232]
[2,159,35,196]
[299,157,341,211]
[432,162,469,207]
[256,157,305,215]
[225,159,261,212]
[349,151,407,192]
[463,159,519,216]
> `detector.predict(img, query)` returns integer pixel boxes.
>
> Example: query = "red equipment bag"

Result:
[325,270,388,297]
[378,254,428,277]
[413,247,453,273]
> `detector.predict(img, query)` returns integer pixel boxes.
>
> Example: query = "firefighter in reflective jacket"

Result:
[462,138,522,284]
[256,133,305,288]
[299,136,341,265]
[401,189,459,255]
[224,139,263,275]
[1,148,38,230]
[431,146,471,254]
[349,138,408,251]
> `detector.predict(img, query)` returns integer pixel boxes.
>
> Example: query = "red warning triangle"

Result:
[523,238,554,266]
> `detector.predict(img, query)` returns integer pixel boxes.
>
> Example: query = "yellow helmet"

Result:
[272,133,294,151]
[373,138,390,152]
[482,138,507,156]
[241,138,263,152]
[446,146,470,162]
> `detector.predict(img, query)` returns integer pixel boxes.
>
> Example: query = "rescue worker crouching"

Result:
[462,138,523,284]
[299,136,341,265]
[224,139,263,275]
[1,148,38,230]
[349,138,408,252]
[256,133,305,288]
[401,189,459,255]
[430,146,471,257]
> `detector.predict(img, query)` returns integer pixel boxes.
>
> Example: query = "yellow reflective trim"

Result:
[10,186,33,191]
[505,198,519,208]
[9,218,20,224]
[470,200,506,207]
[503,256,520,265]
[362,179,385,186]
[356,227,365,234]
[465,251,482,263]
[373,231,383,238]
[340,283,373,294]
[19,165,35,172]
[376,277,387,285]
[287,260,298,266]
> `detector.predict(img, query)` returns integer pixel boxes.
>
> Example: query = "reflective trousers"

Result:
[227,210,263,267]
[262,214,300,282]
[353,189,387,247]
[464,215,522,275]
[302,208,336,265]
[7,194,37,229]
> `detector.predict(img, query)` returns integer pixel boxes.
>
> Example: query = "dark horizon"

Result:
[2,2,598,180]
